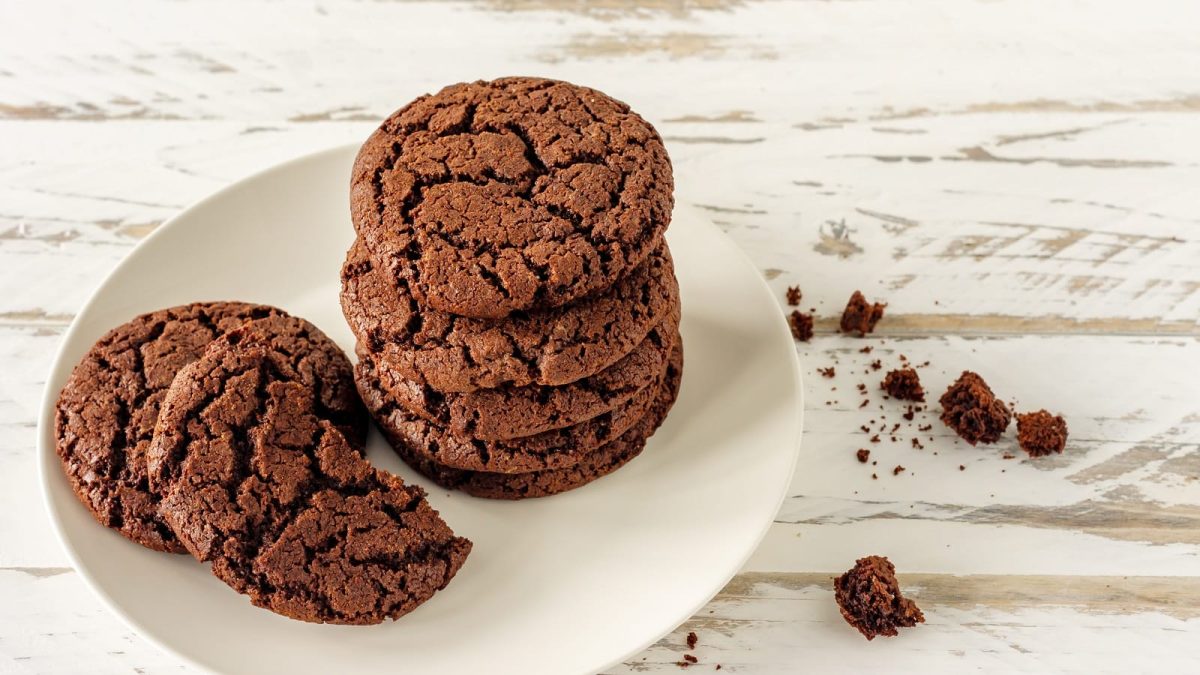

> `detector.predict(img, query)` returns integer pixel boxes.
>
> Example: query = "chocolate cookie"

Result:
[388,344,682,499]
[54,301,286,553]
[207,315,369,449]
[365,319,679,441]
[350,77,674,319]
[147,344,470,624]
[355,345,669,473]
[341,236,678,392]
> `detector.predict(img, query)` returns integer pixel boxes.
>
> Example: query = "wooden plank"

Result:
[4,567,1198,674]
[610,572,1200,673]
[2,117,1197,335]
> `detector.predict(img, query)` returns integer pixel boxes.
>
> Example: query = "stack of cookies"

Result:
[341,77,683,499]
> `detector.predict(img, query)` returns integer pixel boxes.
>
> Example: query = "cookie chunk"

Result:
[341,237,678,392]
[939,371,1011,444]
[355,348,669,473]
[881,368,924,402]
[147,343,469,624]
[54,301,286,553]
[840,291,885,336]
[387,345,682,499]
[834,556,924,640]
[1016,410,1068,457]
[366,318,679,441]
[350,77,674,319]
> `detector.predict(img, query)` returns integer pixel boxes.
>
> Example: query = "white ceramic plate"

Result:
[38,145,803,675]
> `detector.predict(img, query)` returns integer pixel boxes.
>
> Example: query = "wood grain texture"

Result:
[2,0,1199,672]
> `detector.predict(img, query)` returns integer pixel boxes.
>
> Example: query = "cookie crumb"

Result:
[872,473,878,480]
[911,438,923,450]
[1016,410,1069,457]
[881,368,925,402]
[869,434,880,444]
[786,285,803,306]
[939,371,1011,445]
[686,631,698,650]
[959,465,965,471]
[683,655,698,664]
[859,346,874,354]
[789,310,814,342]
[834,556,924,640]
[857,449,870,463]
[840,291,886,337]
[859,399,870,408]
[819,366,836,378]
[893,465,905,475]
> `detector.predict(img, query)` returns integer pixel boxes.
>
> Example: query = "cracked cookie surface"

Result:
[386,344,682,499]
[54,301,286,553]
[355,344,670,473]
[341,236,677,393]
[363,318,679,442]
[206,315,370,449]
[350,76,674,319]
[147,341,470,625]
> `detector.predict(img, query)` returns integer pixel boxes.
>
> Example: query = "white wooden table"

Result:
[4,1,1199,672]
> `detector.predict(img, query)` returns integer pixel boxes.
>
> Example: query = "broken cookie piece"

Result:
[939,371,1011,445]
[1016,409,1068,457]
[881,368,925,402]
[834,555,924,640]
[840,291,885,337]
[789,310,814,342]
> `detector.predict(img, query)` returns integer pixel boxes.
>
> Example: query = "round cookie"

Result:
[365,318,679,441]
[147,344,471,625]
[54,301,286,553]
[388,344,682,500]
[341,236,678,393]
[350,76,674,319]
[355,345,669,473]
[208,315,369,450]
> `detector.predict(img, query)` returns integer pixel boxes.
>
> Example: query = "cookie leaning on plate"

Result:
[383,343,682,500]
[54,301,286,553]
[350,76,674,319]
[147,319,469,624]
[341,237,678,393]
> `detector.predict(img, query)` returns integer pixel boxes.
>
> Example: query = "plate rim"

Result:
[36,143,804,675]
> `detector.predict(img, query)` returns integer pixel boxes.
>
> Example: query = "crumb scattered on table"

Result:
[857,448,870,463]
[833,556,924,640]
[939,371,1011,445]
[789,310,814,342]
[882,367,925,402]
[1016,409,1069,457]
[786,285,802,306]
[840,291,886,337]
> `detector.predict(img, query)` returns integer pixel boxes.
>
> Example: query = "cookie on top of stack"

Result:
[342,77,683,499]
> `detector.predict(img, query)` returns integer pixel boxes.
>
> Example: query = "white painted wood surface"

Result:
[3,0,1199,672]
